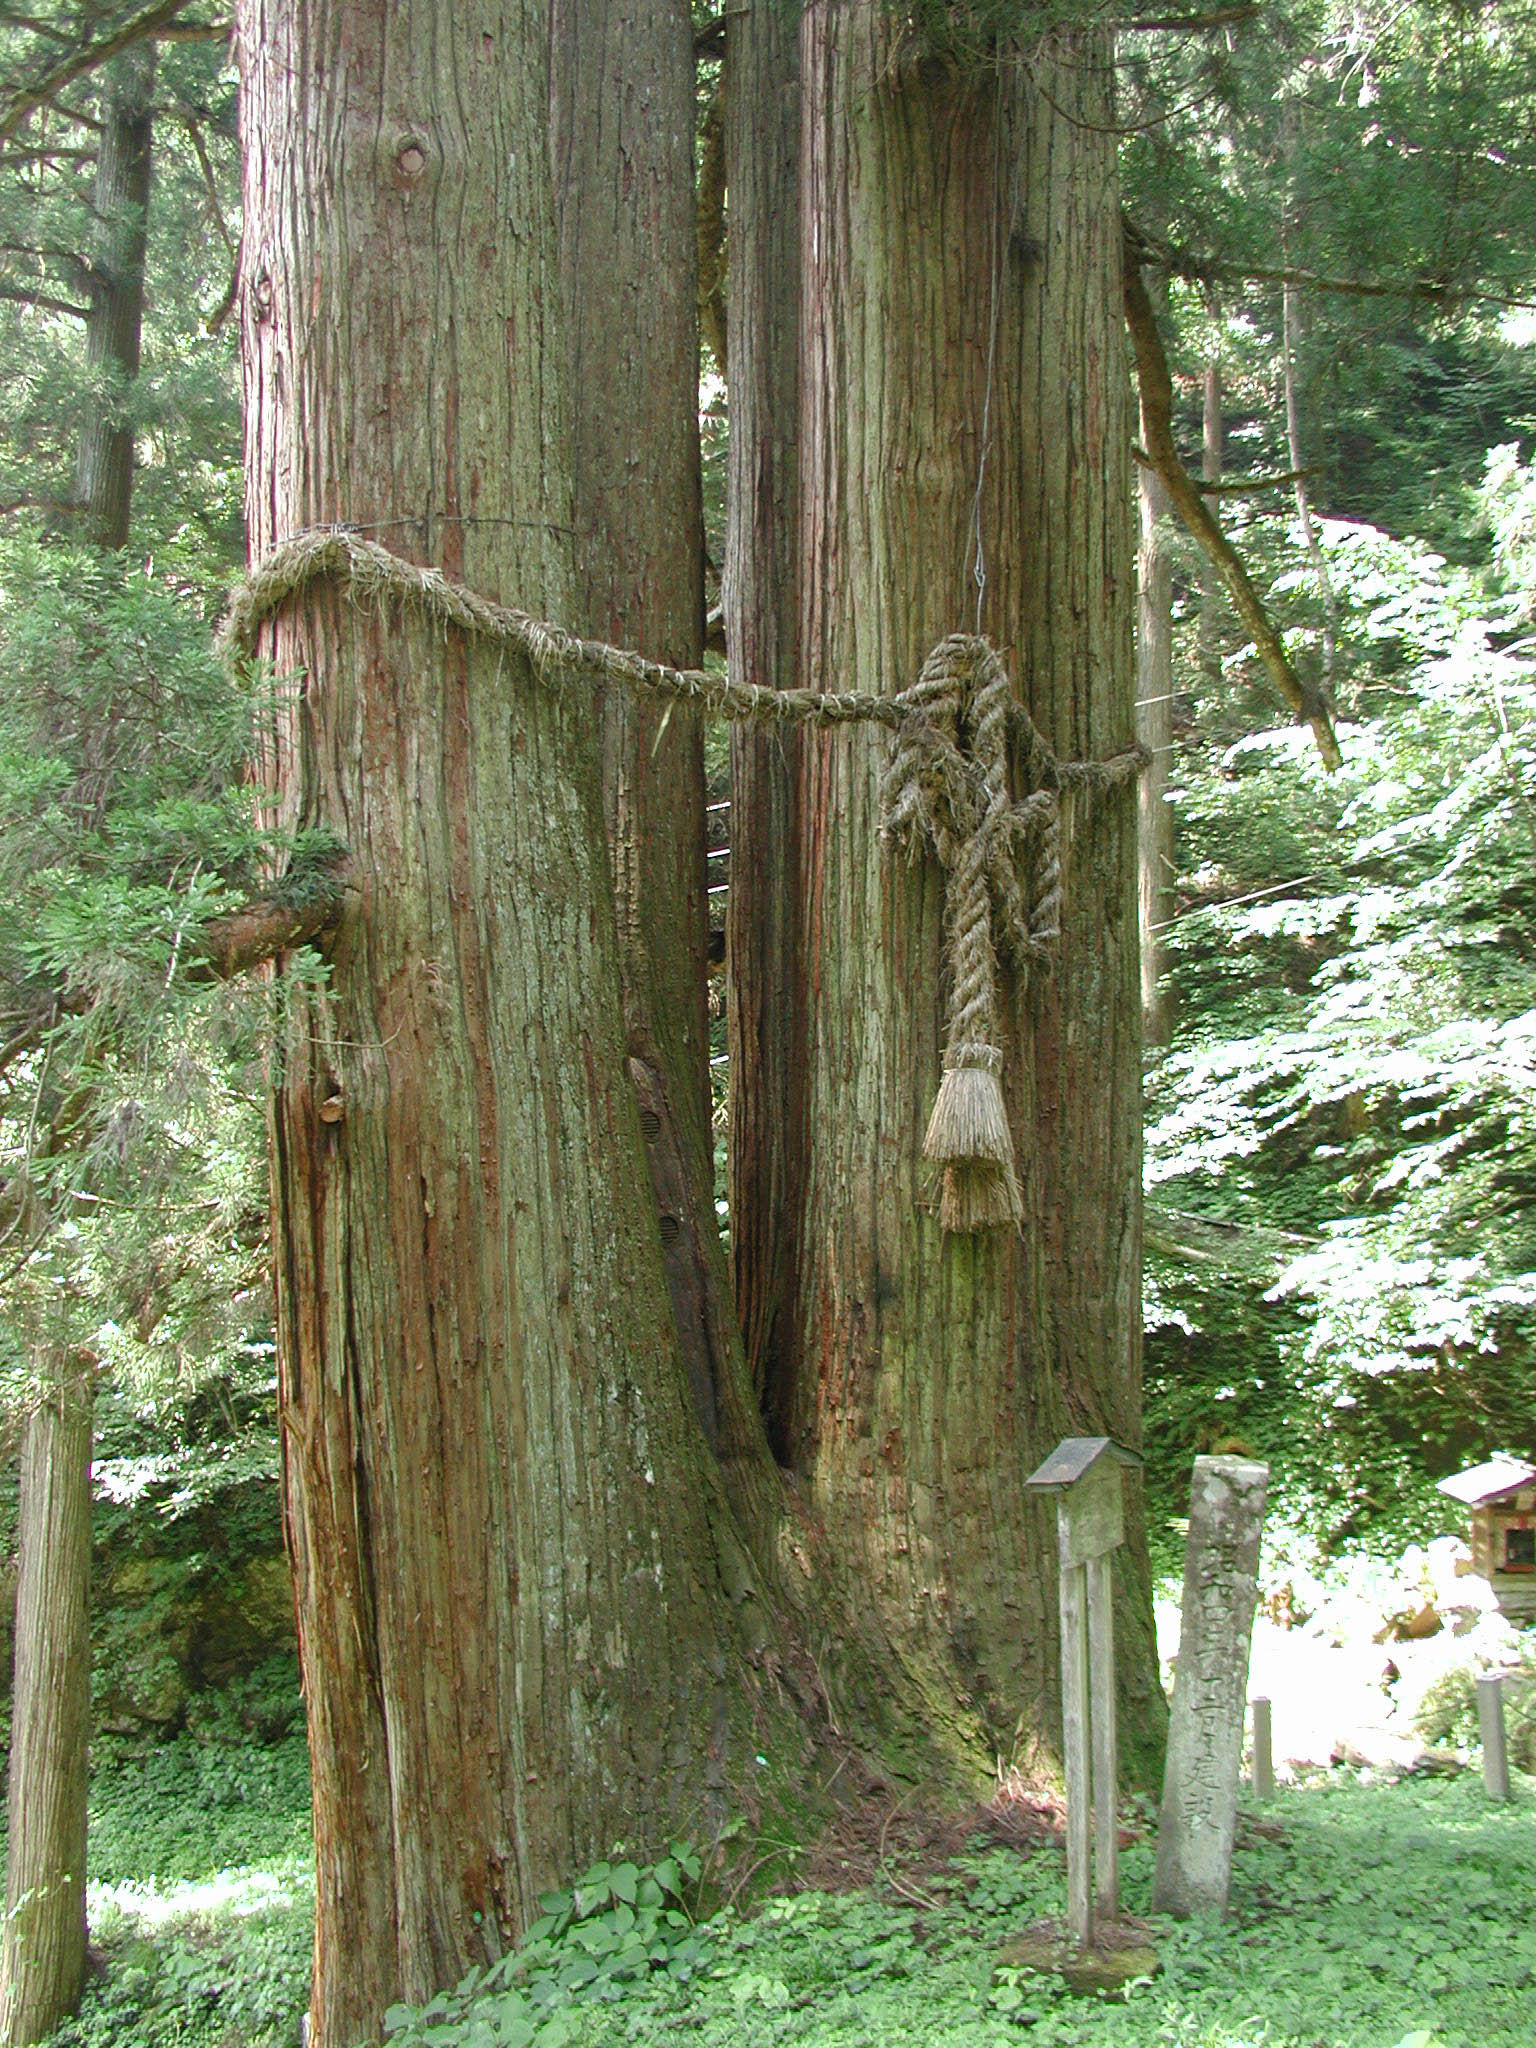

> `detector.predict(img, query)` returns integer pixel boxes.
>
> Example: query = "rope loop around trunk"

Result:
[222,531,1147,1232]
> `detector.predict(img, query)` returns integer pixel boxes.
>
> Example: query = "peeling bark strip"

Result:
[236,9,805,2043]
[1121,233,1342,771]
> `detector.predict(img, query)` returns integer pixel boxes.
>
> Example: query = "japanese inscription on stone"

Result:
[1152,1455,1269,1918]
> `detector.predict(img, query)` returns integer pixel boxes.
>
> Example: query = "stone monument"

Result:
[1152,1454,1269,1918]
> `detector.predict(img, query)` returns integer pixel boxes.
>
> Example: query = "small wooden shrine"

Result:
[1437,1455,1536,1622]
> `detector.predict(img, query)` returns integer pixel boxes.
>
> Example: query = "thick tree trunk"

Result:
[723,0,807,1457]
[550,0,764,1492]
[237,9,797,2041]
[1137,436,1174,1046]
[0,1359,92,2048]
[771,5,1163,1784]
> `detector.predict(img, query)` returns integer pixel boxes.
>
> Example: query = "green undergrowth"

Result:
[28,1746,1536,2048]
[385,1773,1536,2048]
[33,1727,314,2048]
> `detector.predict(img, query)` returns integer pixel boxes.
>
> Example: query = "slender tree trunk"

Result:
[1202,359,1223,495]
[1196,352,1224,688]
[237,9,799,2041]
[2,53,154,2045]
[550,0,766,1495]
[1281,98,1337,696]
[73,46,154,551]
[766,5,1162,1783]
[1281,276,1337,692]
[0,1360,92,2048]
[723,0,807,1458]
[1137,434,1174,1046]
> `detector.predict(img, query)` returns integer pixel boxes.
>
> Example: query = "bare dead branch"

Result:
[204,243,237,332]
[0,491,84,516]
[1122,229,1342,770]
[1132,447,1319,496]
[1147,235,1536,315]
[0,143,94,165]
[0,12,72,46]
[178,109,235,257]
[0,280,86,317]
[1124,4,1256,28]
[150,16,226,39]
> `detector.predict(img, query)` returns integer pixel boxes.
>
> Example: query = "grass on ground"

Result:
[24,1740,1536,2048]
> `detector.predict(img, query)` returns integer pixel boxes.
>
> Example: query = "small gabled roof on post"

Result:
[1436,1454,1536,1508]
[1024,1436,1142,1493]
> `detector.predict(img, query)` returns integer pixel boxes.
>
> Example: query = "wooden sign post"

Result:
[1026,1437,1141,1948]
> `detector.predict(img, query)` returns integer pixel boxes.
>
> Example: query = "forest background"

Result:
[1,1,1535,2046]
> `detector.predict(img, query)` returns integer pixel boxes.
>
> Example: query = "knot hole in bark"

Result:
[393,138,430,188]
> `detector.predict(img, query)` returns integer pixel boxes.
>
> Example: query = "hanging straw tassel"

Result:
[883,635,1039,1232]
[924,1041,1022,1233]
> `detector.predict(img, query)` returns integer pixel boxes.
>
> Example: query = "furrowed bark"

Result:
[238,7,803,2040]
[1123,238,1342,769]
[780,6,1164,1785]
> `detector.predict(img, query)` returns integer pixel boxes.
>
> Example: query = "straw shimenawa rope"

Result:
[884,636,1057,1232]
[222,528,1146,1234]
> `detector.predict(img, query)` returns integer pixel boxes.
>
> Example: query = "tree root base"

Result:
[997,1916,1160,1997]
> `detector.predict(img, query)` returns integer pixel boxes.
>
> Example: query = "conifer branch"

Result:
[0,3,219,147]
[188,883,348,983]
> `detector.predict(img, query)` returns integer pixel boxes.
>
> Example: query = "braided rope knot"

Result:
[882,635,1063,1235]
[221,537,1147,1241]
